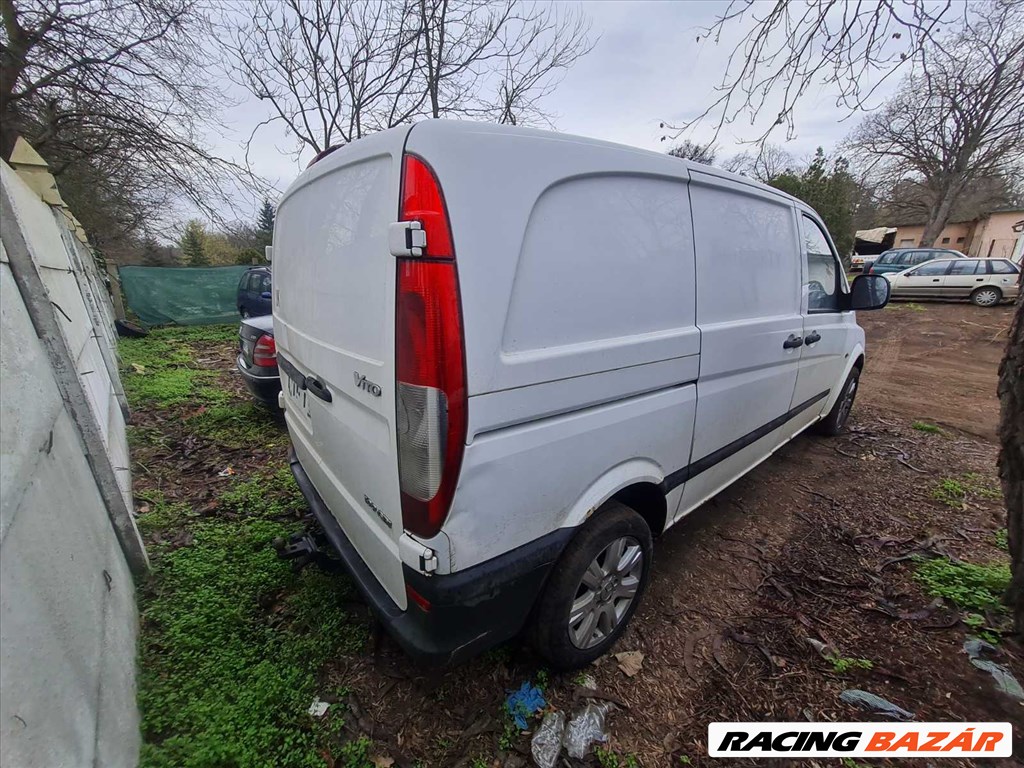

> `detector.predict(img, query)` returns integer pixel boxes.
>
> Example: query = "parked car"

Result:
[864,247,965,275]
[237,314,280,406]
[885,257,1020,306]
[272,121,890,669]
[237,266,272,318]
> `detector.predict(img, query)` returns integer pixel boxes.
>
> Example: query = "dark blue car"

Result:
[237,314,280,407]
[237,267,272,318]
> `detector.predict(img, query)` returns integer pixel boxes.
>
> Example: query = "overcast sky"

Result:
[213,0,905,219]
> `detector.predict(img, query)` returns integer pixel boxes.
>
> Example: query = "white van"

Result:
[272,121,890,668]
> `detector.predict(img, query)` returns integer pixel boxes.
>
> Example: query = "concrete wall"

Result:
[1,153,146,768]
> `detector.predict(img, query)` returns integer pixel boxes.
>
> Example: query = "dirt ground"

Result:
[130,300,1021,768]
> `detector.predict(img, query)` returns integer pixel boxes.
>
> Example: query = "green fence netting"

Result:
[119,265,250,326]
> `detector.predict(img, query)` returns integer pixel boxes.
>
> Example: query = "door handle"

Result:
[304,376,333,403]
[783,334,804,349]
[932,278,940,282]
[804,331,821,345]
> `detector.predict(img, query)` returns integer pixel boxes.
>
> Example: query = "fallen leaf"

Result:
[131,363,146,374]
[614,650,644,677]
[370,757,394,768]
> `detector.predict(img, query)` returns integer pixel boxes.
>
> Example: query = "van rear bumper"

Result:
[289,449,573,665]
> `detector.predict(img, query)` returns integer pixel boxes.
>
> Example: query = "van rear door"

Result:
[273,127,410,608]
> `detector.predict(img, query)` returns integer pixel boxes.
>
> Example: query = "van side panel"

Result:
[442,384,697,572]
[673,175,804,524]
[404,122,701,396]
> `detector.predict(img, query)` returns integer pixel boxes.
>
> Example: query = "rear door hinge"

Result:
[388,221,426,257]
[399,532,438,574]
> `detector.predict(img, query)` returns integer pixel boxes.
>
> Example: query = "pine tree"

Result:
[180,220,209,267]
[141,235,163,266]
[257,199,275,248]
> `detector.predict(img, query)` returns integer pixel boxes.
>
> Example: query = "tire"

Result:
[814,365,860,436]
[970,286,1002,307]
[530,501,652,670]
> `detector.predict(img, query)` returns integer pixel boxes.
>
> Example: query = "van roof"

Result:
[301,119,803,209]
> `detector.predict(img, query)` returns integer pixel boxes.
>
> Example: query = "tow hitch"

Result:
[271,524,342,573]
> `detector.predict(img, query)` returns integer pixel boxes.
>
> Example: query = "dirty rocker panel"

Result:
[661,389,830,493]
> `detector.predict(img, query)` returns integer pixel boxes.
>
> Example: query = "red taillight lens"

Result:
[253,334,277,367]
[401,155,453,259]
[395,154,466,539]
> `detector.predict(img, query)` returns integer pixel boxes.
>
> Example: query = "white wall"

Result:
[1,158,145,767]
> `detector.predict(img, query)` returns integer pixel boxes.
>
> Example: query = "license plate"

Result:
[280,358,312,429]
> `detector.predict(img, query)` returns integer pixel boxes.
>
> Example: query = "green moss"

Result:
[135,491,193,535]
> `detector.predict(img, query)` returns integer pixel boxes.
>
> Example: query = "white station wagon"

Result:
[270,121,890,668]
[886,257,1020,306]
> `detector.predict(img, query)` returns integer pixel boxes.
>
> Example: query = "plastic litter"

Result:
[506,682,546,730]
[530,710,565,768]
[217,467,236,477]
[839,689,914,721]
[564,701,614,759]
[964,638,1024,700]
[307,697,329,717]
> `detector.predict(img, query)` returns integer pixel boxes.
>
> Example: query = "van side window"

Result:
[800,215,844,312]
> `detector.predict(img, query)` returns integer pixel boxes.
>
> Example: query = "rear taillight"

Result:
[253,334,277,367]
[395,155,466,539]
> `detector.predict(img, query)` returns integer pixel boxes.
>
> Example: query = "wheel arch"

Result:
[560,459,669,536]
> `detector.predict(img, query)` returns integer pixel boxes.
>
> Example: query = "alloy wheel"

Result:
[568,536,644,649]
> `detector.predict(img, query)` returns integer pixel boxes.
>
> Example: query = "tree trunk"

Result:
[999,290,1024,633]
[918,184,960,247]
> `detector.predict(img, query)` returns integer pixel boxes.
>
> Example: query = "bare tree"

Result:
[720,143,794,182]
[846,2,1024,247]
[665,0,964,143]
[1001,295,1024,633]
[228,0,593,158]
[0,0,253,233]
[667,140,717,165]
[228,0,425,156]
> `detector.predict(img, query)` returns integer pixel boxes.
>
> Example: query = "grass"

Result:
[911,421,943,435]
[126,325,374,767]
[185,402,282,449]
[137,469,370,768]
[119,324,237,409]
[914,558,1010,614]
[931,474,1001,508]
[827,655,874,674]
[887,301,926,311]
[595,748,640,768]
[995,528,1008,551]
[915,557,1010,644]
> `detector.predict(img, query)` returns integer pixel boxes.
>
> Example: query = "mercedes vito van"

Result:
[272,121,890,669]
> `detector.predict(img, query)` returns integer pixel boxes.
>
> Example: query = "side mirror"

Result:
[265,245,273,263]
[849,274,890,310]
[260,291,272,299]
